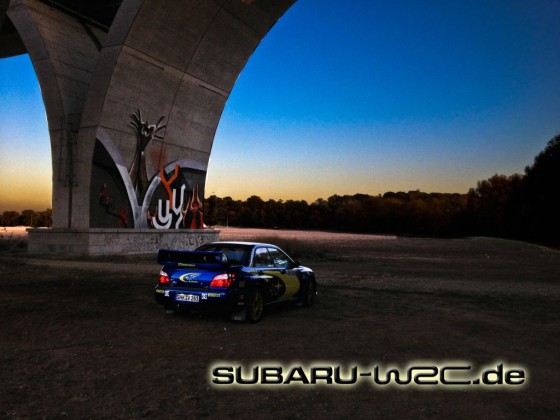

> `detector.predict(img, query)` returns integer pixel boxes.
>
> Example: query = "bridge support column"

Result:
[4,0,295,255]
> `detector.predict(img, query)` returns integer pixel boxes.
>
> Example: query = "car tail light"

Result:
[159,270,170,285]
[210,273,235,288]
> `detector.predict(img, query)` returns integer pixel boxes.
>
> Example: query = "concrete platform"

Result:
[27,228,220,256]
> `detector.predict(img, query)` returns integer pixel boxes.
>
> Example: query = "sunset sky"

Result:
[1,0,560,212]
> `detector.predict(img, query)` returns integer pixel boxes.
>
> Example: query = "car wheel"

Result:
[246,289,264,323]
[302,279,316,307]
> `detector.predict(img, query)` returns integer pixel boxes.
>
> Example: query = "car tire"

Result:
[301,278,316,307]
[245,288,264,323]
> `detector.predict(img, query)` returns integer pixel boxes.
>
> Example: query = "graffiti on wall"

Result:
[129,109,166,204]
[98,184,129,228]
[147,164,205,229]
[90,110,205,229]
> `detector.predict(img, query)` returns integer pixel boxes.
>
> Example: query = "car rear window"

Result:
[197,244,250,265]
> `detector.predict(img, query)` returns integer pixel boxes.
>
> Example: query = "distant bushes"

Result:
[1,209,52,227]
[206,134,560,247]
[205,192,470,237]
[205,192,468,236]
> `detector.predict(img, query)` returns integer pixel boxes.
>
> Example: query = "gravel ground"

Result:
[1,228,559,418]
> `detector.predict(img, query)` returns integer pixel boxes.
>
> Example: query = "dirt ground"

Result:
[1,228,559,419]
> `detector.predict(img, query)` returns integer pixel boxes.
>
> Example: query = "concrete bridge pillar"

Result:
[3,0,295,254]
[7,0,106,228]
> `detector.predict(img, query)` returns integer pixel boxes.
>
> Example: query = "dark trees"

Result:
[203,134,559,246]
[522,135,560,244]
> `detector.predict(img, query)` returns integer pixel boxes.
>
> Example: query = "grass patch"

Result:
[0,237,27,253]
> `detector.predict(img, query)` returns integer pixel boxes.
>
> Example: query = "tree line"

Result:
[2,135,558,246]
[205,134,560,247]
[1,209,52,228]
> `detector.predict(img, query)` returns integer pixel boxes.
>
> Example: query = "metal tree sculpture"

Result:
[129,109,166,204]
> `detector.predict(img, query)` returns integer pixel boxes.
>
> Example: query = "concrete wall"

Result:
[28,228,220,256]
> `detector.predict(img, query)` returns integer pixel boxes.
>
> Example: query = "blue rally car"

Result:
[154,241,317,322]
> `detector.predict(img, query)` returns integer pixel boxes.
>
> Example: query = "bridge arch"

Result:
[3,0,295,236]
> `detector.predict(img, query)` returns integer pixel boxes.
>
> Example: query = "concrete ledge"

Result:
[27,228,220,256]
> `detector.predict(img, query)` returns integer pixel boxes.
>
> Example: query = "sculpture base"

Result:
[27,228,220,256]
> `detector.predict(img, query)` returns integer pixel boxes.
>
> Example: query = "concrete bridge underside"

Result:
[1,0,295,254]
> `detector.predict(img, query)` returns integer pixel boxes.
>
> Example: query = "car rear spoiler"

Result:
[157,249,229,270]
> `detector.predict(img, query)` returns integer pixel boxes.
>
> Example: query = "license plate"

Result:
[175,293,199,303]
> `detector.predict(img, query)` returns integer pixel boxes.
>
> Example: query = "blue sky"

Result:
[1,0,560,210]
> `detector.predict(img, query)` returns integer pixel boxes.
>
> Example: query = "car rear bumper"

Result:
[154,285,243,311]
